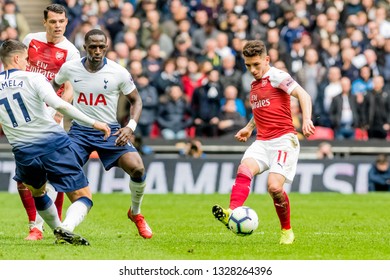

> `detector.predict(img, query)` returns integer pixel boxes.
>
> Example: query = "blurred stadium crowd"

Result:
[0,0,389,141]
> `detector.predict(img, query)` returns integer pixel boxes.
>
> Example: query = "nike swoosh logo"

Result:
[74,79,82,83]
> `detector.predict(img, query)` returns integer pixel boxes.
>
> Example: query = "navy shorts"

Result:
[14,145,89,192]
[68,122,137,170]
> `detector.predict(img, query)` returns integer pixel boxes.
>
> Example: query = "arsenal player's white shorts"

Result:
[242,133,300,183]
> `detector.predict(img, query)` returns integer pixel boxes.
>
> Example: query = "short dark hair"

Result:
[242,40,267,57]
[84,29,107,43]
[44,4,67,20]
[376,154,388,164]
[0,39,27,66]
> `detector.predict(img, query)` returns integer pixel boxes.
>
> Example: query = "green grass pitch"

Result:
[0,192,389,260]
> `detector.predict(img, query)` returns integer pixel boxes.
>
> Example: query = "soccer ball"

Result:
[228,206,259,236]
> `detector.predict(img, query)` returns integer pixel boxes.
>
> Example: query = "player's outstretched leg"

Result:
[17,182,44,240]
[53,227,90,246]
[280,228,295,245]
[128,209,153,239]
[127,176,152,239]
[32,192,62,241]
[61,197,93,232]
[212,205,231,229]
[270,190,294,244]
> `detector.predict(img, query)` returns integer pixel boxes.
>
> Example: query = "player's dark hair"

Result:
[0,39,27,65]
[376,154,388,164]
[242,40,267,57]
[44,4,67,20]
[84,29,107,43]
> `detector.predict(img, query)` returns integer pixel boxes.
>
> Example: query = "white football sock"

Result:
[36,202,61,231]
[32,184,58,232]
[61,200,89,232]
[45,182,58,202]
[129,179,146,215]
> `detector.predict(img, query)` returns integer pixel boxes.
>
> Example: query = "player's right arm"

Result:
[235,117,256,142]
[51,80,74,123]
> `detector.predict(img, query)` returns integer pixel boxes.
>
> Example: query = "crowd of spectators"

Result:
[0,0,389,141]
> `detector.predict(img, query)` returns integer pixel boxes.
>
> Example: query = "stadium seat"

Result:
[149,122,161,139]
[355,128,368,141]
[306,126,334,140]
[186,126,196,138]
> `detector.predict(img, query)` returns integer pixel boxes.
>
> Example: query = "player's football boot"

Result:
[279,228,295,245]
[212,205,231,229]
[25,227,43,241]
[128,210,153,239]
[53,227,90,246]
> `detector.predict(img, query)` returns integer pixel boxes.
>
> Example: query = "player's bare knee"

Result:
[267,184,283,198]
[130,166,145,179]
[67,187,92,202]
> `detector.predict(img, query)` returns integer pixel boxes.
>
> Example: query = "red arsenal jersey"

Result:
[22,32,80,81]
[249,67,298,140]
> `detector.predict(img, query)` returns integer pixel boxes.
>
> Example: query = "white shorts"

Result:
[242,133,300,183]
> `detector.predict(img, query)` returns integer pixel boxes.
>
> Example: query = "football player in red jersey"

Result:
[17,4,80,241]
[212,40,315,244]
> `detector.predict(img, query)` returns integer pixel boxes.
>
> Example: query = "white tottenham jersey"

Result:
[55,57,136,125]
[0,69,66,148]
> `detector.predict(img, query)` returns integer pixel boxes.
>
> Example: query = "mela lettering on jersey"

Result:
[77,92,107,106]
[0,80,24,91]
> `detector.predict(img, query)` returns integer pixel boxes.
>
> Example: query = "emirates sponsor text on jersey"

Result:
[251,98,271,109]
[250,94,270,109]
[26,64,56,80]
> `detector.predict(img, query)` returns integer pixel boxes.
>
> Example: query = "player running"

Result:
[55,29,153,239]
[212,40,315,244]
[0,39,111,245]
[18,3,80,241]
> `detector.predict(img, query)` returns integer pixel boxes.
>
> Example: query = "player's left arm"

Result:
[61,81,74,103]
[52,63,74,123]
[113,87,143,146]
[52,81,74,123]
[291,85,315,138]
